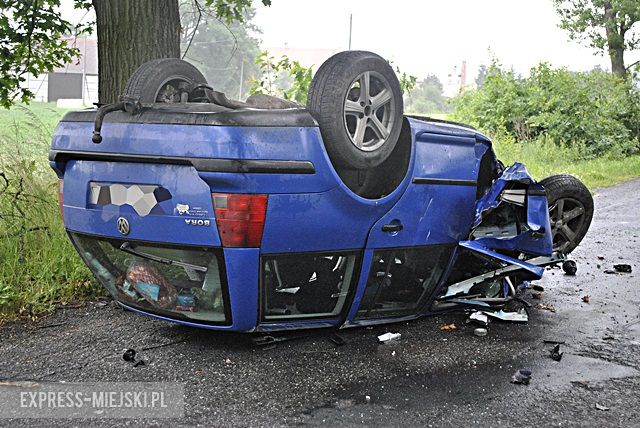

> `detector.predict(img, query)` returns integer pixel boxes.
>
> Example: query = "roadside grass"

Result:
[492,133,640,189]
[0,103,99,321]
[0,103,639,321]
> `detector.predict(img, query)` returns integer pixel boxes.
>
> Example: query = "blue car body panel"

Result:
[51,108,553,332]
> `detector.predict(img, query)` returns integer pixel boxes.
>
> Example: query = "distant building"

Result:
[443,60,475,97]
[22,36,98,105]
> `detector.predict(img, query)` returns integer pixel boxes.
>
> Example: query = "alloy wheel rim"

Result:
[549,197,586,253]
[343,71,396,152]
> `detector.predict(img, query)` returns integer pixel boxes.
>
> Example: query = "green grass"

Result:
[0,102,98,321]
[0,102,71,150]
[492,133,640,189]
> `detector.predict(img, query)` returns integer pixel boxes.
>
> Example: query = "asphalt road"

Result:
[1,179,639,427]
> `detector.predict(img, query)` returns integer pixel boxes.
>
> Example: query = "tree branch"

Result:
[626,59,640,71]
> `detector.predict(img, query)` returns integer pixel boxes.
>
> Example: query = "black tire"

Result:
[124,58,207,103]
[307,51,404,170]
[540,174,594,255]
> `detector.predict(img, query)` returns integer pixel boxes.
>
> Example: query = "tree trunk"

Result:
[603,3,627,79]
[92,0,180,104]
[609,46,626,79]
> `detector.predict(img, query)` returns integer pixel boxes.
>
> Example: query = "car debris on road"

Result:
[550,344,564,361]
[613,264,632,273]
[378,332,401,343]
[511,368,532,385]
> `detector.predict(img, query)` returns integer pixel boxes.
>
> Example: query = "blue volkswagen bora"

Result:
[49,52,593,332]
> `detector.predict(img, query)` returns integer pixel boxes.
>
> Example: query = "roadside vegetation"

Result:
[451,61,640,188]
[0,103,100,321]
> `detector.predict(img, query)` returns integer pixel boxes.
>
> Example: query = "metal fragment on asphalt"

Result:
[473,328,488,337]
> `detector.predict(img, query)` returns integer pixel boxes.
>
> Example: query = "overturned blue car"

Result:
[49,51,593,332]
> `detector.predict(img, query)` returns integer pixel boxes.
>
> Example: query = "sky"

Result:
[251,0,638,84]
[59,0,639,88]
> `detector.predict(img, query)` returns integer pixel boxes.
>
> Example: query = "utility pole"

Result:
[81,35,87,105]
[238,61,244,100]
[348,14,353,50]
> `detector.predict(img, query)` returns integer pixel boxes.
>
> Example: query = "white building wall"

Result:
[24,73,49,102]
[21,73,99,105]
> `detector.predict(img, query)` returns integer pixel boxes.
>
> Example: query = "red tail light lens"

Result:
[212,194,268,247]
[57,179,64,220]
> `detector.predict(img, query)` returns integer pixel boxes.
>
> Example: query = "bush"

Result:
[452,62,640,158]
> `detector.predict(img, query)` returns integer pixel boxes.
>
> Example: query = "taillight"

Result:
[212,193,268,247]
[57,179,64,220]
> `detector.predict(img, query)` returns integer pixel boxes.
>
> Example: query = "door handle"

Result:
[382,223,403,232]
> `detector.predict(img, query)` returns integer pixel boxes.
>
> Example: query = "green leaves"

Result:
[452,61,640,158]
[553,0,640,76]
[203,0,271,23]
[0,0,89,108]
[248,52,312,104]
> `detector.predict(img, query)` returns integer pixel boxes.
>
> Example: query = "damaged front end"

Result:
[434,162,561,319]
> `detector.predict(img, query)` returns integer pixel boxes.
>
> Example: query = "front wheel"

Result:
[540,174,594,254]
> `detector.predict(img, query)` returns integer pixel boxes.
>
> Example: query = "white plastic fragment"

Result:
[483,308,529,322]
[377,332,401,343]
[469,312,489,325]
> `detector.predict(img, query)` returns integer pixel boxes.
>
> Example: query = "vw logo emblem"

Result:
[116,217,130,235]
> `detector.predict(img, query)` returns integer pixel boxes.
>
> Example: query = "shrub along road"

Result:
[0,179,638,427]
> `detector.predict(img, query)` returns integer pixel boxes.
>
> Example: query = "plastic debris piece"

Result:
[550,344,564,361]
[597,255,605,260]
[595,403,610,411]
[562,260,577,275]
[511,368,532,385]
[604,269,618,275]
[582,295,591,304]
[484,308,528,322]
[467,312,489,326]
[377,332,401,343]
[474,328,488,337]
[122,349,136,362]
[613,264,632,273]
[440,323,457,331]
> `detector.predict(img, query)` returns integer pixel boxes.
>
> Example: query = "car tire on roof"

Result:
[124,58,208,103]
[307,51,404,170]
[540,174,594,254]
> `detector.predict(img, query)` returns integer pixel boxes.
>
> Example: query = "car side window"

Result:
[356,246,453,319]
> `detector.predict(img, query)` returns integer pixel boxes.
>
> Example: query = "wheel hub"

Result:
[343,71,396,152]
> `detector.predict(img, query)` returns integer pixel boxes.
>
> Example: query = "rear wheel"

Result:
[540,174,593,254]
[124,58,207,103]
[307,51,404,170]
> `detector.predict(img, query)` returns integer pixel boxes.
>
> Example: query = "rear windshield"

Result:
[70,233,230,325]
